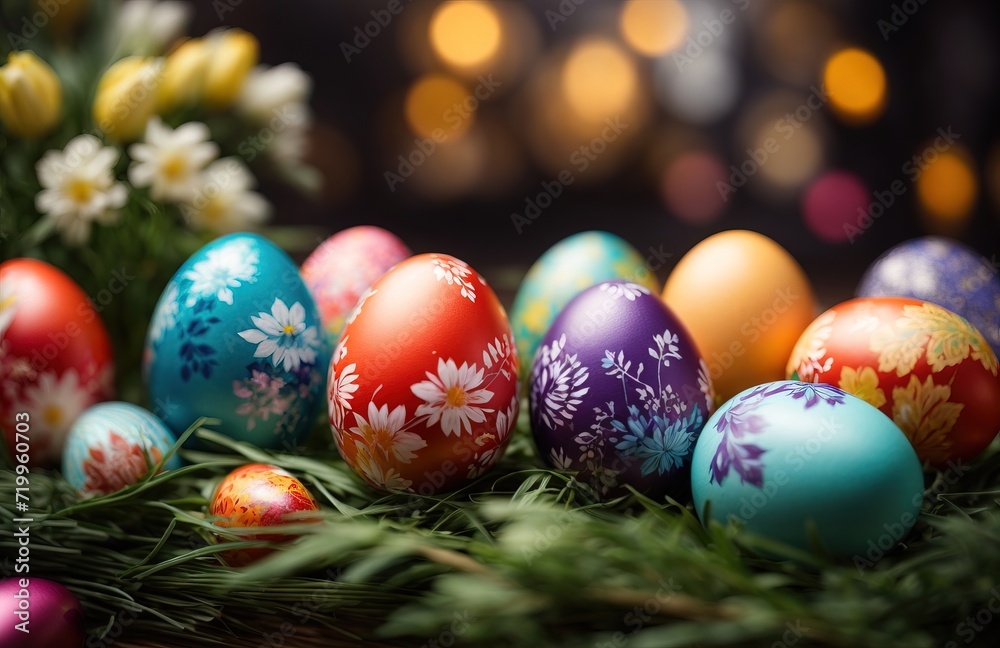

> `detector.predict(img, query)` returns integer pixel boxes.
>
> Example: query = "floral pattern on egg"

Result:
[145,233,330,450]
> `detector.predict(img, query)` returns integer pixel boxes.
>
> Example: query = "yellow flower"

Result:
[0,51,62,138]
[94,56,164,141]
[891,374,963,464]
[157,38,210,111]
[838,366,886,409]
[203,29,259,108]
[158,29,259,111]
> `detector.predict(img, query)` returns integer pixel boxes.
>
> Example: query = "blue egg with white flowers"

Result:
[62,402,181,497]
[690,381,923,559]
[144,233,331,450]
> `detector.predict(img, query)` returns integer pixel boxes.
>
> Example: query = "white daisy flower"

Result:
[237,63,312,123]
[411,358,494,436]
[238,298,320,372]
[35,135,128,245]
[182,238,259,306]
[354,446,412,491]
[23,369,89,456]
[148,282,179,343]
[599,282,650,301]
[117,0,192,55]
[350,402,427,464]
[328,361,359,430]
[180,158,270,233]
[128,117,218,202]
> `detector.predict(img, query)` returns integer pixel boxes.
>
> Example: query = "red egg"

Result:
[786,297,1000,465]
[328,253,519,493]
[0,259,114,466]
[209,463,321,566]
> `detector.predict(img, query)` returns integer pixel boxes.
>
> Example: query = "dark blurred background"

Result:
[191,0,1000,307]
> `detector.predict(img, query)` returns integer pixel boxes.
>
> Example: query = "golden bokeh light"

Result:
[429,1,502,69]
[917,148,978,231]
[823,47,887,124]
[404,74,472,140]
[620,0,688,57]
[561,38,638,123]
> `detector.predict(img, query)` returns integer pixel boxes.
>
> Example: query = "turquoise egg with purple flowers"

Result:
[690,380,923,559]
[144,233,331,450]
[529,280,712,500]
[62,402,181,498]
[856,236,1000,355]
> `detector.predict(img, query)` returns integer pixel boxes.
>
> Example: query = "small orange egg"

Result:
[662,230,817,402]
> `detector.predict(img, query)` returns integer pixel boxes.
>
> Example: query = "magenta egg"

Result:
[529,280,713,499]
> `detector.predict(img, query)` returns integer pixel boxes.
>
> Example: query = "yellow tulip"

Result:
[203,29,259,108]
[157,38,211,111]
[94,56,164,141]
[0,51,62,138]
[158,29,259,112]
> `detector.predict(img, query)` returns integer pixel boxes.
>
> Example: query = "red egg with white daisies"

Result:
[0,258,114,466]
[328,253,519,493]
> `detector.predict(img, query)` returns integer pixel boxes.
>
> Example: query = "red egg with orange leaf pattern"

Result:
[328,253,519,494]
[786,297,1000,466]
[208,463,320,566]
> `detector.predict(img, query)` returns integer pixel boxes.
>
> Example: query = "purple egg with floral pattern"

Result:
[529,280,714,499]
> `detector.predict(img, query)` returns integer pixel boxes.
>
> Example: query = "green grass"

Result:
[2,413,999,648]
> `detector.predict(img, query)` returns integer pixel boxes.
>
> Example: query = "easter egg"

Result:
[0,258,114,466]
[0,577,85,648]
[691,381,923,558]
[510,231,659,377]
[786,297,1000,465]
[301,225,411,344]
[857,236,1000,354]
[208,463,321,566]
[329,253,519,493]
[144,233,331,450]
[62,402,181,497]
[663,230,817,403]
[529,280,713,499]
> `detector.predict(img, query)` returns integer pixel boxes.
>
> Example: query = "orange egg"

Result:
[662,231,816,402]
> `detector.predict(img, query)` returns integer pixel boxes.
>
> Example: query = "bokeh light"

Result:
[661,150,728,224]
[759,1,839,87]
[654,48,739,124]
[801,170,870,243]
[561,38,638,123]
[620,0,687,57]
[823,47,887,124]
[917,147,978,232]
[429,1,502,69]
[404,75,472,140]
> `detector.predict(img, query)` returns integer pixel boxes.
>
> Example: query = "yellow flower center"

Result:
[160,153,187,180]
[0,294,15,311]
[446,385,467,408]
[43,405,63,426]
[67,178,94,204]
[201,197,226,224]
[282,324,296,335]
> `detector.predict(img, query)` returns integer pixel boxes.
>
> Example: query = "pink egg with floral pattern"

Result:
[301,226,410,344]
[328,253,519,493]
